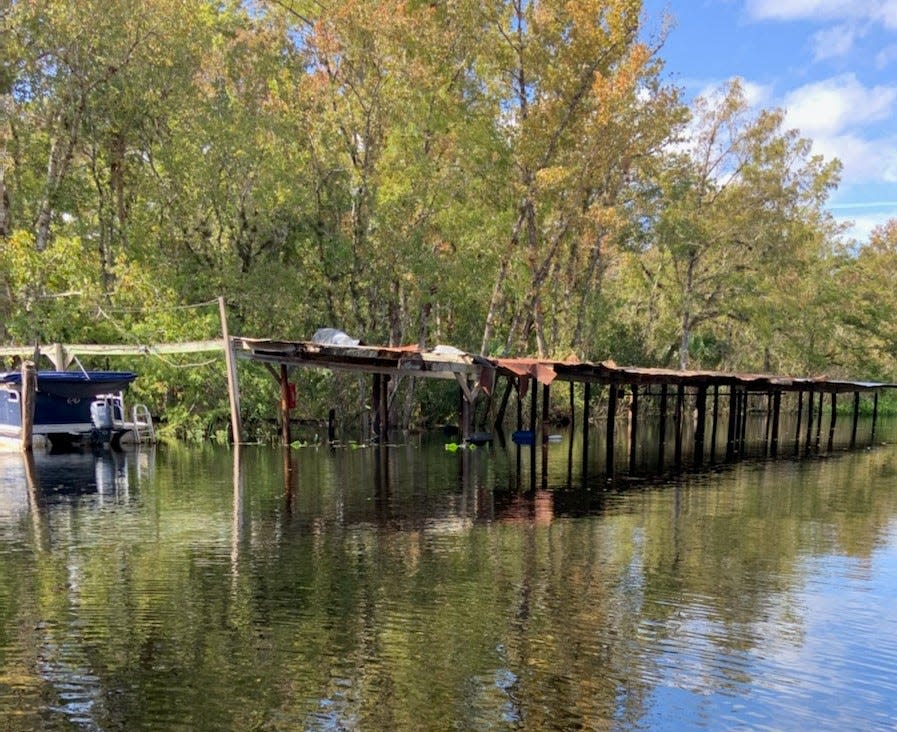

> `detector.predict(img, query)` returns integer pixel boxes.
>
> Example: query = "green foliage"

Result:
[0,0,894,441]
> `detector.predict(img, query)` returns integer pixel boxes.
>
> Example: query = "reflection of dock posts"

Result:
[827,392,837,452]
[23,449,45,549]
[231,446,245,588]
[850,391,860,449]
[694,384,707,466]
[628,384,639,473]
[20,361,36,452]
[279,364,292,447]
[726,385,737,461]
[673,383,684,468]
[283,446,296,517]
[871,391,879,445]
[794,390,804,454]
[606,383,617,477]
[658,385,668,469]
[770,390,781,457]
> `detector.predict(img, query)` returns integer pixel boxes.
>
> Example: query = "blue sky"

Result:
[642,0,897,243]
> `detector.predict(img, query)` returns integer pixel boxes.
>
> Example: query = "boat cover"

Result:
[0,371,137,399]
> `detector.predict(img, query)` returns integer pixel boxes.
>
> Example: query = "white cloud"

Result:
[806,132,897,184]
[695,77,773,109]
[812,24,860,61]
[746,0,897,28]
[782,73,897,138]
[876,43,897,67]
[837,211,895,242]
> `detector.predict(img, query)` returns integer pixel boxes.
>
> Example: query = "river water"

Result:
[2,417,897,730]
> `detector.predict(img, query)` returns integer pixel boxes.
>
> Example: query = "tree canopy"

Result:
[0,0,892,438]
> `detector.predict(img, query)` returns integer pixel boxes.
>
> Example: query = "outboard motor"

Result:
[91,398,114,430]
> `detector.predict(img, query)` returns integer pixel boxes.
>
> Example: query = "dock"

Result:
[230,336,896,475]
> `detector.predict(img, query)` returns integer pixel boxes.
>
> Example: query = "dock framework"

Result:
[229,335,896,474]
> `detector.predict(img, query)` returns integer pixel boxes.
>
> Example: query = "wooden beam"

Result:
[771,390,781,457]
[827,392,837,452]
[629,384,639,473]
[871,391,879,446]
[219,297,242,445]
[20,361,36,452]
[659,384,668,467]
[694,384,707,466]
[674,384,684,467]
[279,363,291,447]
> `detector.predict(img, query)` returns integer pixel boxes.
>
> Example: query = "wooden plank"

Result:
[279,363,291,447]
[694,384,707,466]
[606,384,617,476]
[219,298,243,445]
[20,361,36,452]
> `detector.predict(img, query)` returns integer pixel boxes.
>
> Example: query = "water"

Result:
[1,419,897,730]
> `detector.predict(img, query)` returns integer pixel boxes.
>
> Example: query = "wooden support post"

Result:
[530,377,538,435]
[583,382,591,471]
[279,363,291,447]
[328,408,336,444]
[542,383,550,443]
[20,361,36,452]
[218,296,242,444]
[674,384,684,467]
[710,385,719,461]
[739,390,749,455]
[726,386,737,461]
[814,391,824,451]
[372,374,382,441]
[606,383,617,476]
[694,384,707,466]
[380,374,390,443]
[764,391,773,456]
[530,377,537,482]
[659,384,668,467]
[827,392,837,452]
[516,378,524,431]
[495,375,514,428]
[795,390,804,454]
[569,381,575,430]
[805,387,815,454]
[52,342,65,370]
[770,390,781,457]
[850,391,860,449]
[629,384,639,473]
[871,391,879,446]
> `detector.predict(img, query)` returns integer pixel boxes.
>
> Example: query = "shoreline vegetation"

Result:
[2,1,897,441]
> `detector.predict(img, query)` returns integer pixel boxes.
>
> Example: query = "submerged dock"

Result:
[230,336,895,475]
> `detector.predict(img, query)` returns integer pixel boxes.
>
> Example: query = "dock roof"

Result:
[232,337,897,394]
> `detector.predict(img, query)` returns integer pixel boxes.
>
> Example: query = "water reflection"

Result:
[2,427,897,729]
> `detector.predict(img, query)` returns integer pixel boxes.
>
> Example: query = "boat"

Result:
[0,370,154,451]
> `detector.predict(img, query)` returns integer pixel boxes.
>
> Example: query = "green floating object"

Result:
[445,442,460,452]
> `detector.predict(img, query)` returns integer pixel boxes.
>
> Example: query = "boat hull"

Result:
[0,371,138,451]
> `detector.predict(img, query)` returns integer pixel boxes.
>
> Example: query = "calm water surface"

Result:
[2,419,897,730]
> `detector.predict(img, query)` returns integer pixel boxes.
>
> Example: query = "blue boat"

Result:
[0,370,141,450]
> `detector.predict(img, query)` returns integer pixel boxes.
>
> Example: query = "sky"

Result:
[641,0,897,243]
